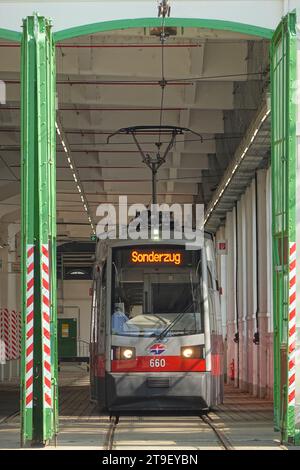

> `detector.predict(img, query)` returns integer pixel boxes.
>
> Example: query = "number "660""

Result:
[149,358,166,368]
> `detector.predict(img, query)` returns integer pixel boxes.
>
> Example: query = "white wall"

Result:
[0,1,297,34]
[216,168,273,398]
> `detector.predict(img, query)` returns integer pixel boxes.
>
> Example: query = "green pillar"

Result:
[21,14,58,446]
[271,11,297,444]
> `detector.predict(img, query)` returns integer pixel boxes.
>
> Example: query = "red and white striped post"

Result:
[17,311,21,359]
[21,14,57,444]
[0,308,5,363]
[3,308,10,361]
[41,244,52,408]
[10,310,18,360]
[25,245,34,408]
[288,242,296,408]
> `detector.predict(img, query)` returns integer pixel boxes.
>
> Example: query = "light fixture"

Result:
[152,227,160,240]
[112,346,136,360]
[181,345,203,359]
[182,347,194,358]
[122,348,134,360]
[204,108,270,225]
[55,120,96,233]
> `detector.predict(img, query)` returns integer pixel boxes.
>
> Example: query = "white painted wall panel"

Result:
[0,1,295,35]
[216,169,274,397]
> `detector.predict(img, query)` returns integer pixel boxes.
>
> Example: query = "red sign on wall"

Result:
[217,240,227,255]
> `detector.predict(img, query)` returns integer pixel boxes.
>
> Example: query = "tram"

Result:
[90,233,223,411]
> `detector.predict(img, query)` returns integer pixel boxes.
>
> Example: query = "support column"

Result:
[255,169,271,399]
[238,197,247,391]
[295,15,300,446]
[225,209,238,386]
[21,14,58,446]
[271,11,297,444]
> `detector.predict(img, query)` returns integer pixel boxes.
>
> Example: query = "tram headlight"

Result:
[181,346,203,359]
[112,346,136,360]
[182,347,194,358]
[122,348,135,360]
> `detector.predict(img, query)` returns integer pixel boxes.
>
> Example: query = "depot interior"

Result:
[0,26,272,399]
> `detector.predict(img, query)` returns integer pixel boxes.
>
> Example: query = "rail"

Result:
[77,339,89,358]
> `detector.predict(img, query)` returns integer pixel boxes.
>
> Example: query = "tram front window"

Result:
[111,246,203,337]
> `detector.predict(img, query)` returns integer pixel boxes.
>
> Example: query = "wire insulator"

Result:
[159,78,167,89]
[158,1,171,18]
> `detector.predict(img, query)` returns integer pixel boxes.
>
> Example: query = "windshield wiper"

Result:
[154,302,195,340]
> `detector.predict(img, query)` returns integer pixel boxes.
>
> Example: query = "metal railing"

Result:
[77,339,89,358]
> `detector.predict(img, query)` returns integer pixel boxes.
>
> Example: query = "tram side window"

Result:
[90,279,98,344]
[207,266,216,332]
[207,267,213,289]
[97,264,106,353]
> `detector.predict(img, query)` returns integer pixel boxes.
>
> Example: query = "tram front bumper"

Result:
[105,371,211,411]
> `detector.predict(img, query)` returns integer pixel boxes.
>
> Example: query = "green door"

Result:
[58,318,77,358]
[271,11,297,444]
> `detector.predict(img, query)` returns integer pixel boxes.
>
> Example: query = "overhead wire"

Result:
[0,18,271,229]
[158,14,166,146]
[0,72,268,86]
[61,135,243,146]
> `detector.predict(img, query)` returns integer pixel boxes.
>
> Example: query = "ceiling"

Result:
[0,25,270,243]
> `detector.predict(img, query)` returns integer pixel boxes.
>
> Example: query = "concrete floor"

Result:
[0,365,295,450]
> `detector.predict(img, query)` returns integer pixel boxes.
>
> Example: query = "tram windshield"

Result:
[111,246,203,337]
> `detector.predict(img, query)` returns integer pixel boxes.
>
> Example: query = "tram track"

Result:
[102,412,234,450]
[104,415,119,450]
[0,410,19,425]
[200,413,234,450]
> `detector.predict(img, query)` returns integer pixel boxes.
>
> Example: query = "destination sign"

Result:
[130,249,182,266]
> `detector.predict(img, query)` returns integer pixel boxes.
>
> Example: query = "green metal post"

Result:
[271,11,297,444]
[285,11,297,444]
[21,14,57,446]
